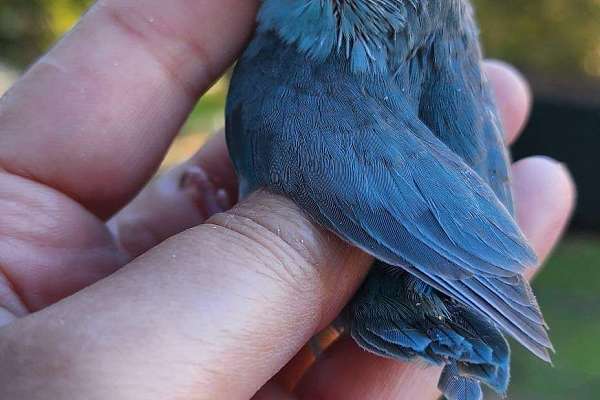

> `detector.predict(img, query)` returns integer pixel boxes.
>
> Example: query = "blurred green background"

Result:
[0,1,599,399]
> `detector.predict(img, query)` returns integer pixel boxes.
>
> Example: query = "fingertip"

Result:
[512,156,576,264]
[484,60,532,143]
[189,131,239,199]
[109,131,237,257]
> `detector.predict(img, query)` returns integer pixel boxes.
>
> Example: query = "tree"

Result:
[474,0,600,78]
[0,0,91,68]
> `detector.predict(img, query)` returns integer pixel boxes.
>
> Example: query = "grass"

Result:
[500,236,600,400]
[181,77,228,136]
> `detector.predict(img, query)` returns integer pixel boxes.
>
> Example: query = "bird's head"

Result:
[257,0,416,72]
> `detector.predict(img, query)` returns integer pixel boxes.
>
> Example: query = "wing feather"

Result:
[226,34,552,361]
[288,119,552,360]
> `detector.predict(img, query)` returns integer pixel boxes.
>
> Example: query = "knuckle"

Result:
[205,207,325,298]
[98,1,214,98]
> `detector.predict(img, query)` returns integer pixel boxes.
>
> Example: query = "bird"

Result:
[225,1,553,399]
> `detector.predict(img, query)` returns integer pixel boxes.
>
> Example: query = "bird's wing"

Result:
[418,29,514,213]
[225,32,551,360]
[410,34,554,359]
[280,113,552,360]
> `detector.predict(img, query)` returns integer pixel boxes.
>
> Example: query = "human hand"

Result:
[0,1,575,399]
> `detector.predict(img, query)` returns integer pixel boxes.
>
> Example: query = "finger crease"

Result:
[0,266,30,317]
[206,213,322,301]
[103,4,214,100]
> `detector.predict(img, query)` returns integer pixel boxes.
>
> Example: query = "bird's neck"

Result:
[257,0,473,73]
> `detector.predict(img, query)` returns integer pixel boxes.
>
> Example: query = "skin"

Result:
[0,1,575,399]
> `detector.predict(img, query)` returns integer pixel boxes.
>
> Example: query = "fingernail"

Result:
[180,166,233,217]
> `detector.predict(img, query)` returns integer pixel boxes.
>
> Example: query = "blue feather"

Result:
[439,364,484,400]
[226,1,552,397]
[345,265,510,394]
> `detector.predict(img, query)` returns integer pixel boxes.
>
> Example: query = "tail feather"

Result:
[439,364,483,400]
[353,324,417,361]
[345,265,511,396]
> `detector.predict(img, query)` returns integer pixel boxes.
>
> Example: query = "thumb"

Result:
[0,191,372,400]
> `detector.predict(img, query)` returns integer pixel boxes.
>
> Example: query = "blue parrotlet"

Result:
[225,1,553,399]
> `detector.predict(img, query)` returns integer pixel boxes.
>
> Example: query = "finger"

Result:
[0,1,257,313]
[0,191,373,400]
[0,172,125,313]
[296,336,442,400]
[294,157,575,400]
[484,60,532,144]
[512,157,576,279]
[0,134,234,316]
[108,132,237,258]
[0,0,258,218]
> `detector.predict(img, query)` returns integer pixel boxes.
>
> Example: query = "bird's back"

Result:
[226,2,551,399]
